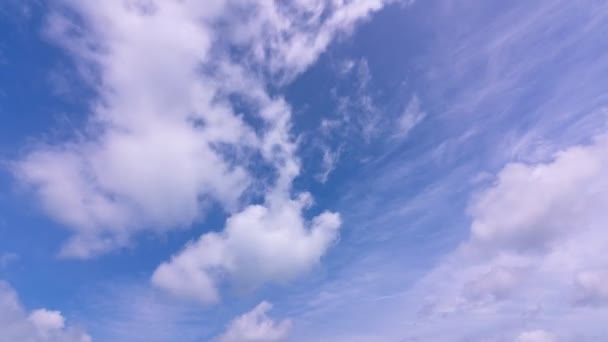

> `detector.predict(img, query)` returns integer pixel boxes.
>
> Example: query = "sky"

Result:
[1,0,608,341]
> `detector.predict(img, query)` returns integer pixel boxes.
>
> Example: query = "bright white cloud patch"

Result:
[13,0,390,258]
[216,301,291,342]
[404,135,608,339]
[152,194,341,303]
[14,0,253,258]
[29,309,66,333]
[0,281,90,342]
[468,137,608,250]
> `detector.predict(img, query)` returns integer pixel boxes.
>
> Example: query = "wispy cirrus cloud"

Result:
[404,135,608,340]
[264,1,608,340]
[152,194,341,304]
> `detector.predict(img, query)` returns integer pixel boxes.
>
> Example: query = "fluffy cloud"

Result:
[0,281,91,342]
[469,137,608,251]
[152,194,341,303]
[406,135,608,339]
[463,135,608,297]
[14,0,253,257]
[13,0,390,258]
[216,301,291,342]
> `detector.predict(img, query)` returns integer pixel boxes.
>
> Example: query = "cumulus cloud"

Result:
[152,194,341,303]
[274,1,608,340]
[227,0,392,82]
[405,135,608,339]
[14,0,253,257]
[0,281,90,342]
[464,134,608,277]
[13,0,390,258]
[29,309,68,340]
[216,301,291,342]
[468,137,608,251]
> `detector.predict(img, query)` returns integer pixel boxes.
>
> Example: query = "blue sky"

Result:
[1,1,608,341]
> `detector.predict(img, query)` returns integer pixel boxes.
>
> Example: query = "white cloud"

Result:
[400,135,608,339]
[515,330,556,342]
[152,194,341,303]
[316,146,342,183]
[266,2,608,340]
[311,57,388,179]
[14,0,253,258]
[0,281,91,342]
[468,136,608,251]
[216,301,291,342]
[227,0,392,82]
[13,0,391,258]
[397,95,426,138]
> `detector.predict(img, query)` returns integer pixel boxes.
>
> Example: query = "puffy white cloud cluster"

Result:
[408,135,608,340]
[0,281,91,342]
[216,301,291,342]
[153,194,341,303]
[14,0,254,257]
[224,0,390,82]
[13,0,392,301]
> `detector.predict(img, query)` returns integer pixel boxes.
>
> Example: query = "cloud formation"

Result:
[216,301,291,342]
[7,3,403,321]
[152,194,340,303]
[13,0,390,259]
[14,0,254,257]
[406,135,608,340]
[0,281,91,342]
